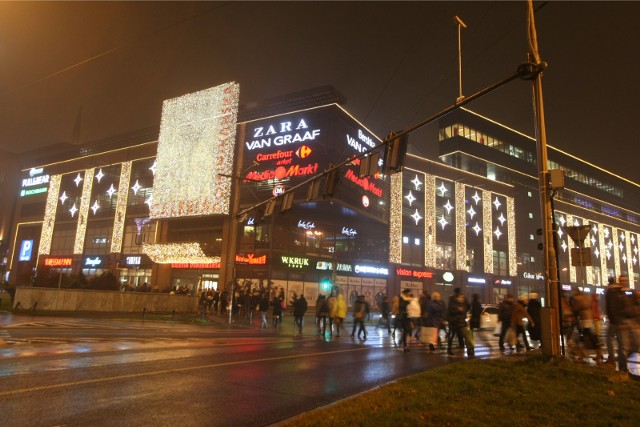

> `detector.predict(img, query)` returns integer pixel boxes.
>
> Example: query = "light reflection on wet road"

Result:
[0,313,505,426]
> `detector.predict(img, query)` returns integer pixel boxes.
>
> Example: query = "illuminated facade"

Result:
[4,89,639,309]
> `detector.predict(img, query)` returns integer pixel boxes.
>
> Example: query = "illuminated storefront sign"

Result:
[494,278,512,286]
[469,276,487,284]
[272,185,286,197]
[126,256,142,266]
[19,240,34,261]
[442,272,455,283]
[354,264,389,276]
[171,262,221,269]
[562,284,572,291]
[298,220,316,230]
[44,257,73,267]
[20,167,50,197]
[235,254,267,265]
[281,256,309,269]
[396,267,433,279]
[346,129,377,153]
[245,119,320,151]
[337,263,352,272]
[341,227,357,237]
[523,272,544,281]
[596,288,605,295]
[84,257,104,268]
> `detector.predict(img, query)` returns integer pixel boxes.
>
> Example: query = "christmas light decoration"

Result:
[59,191,68,205]
[566,214,576,283]
[613,227,621,279]
[455,182,466,271]
[482,189,492,273]
[507,197,517,276]
[598,224,607,284]
[38,174,61,255]
[625,231,634,287]
[110,161,131,254]
[95,169,104,183]
[74,169,94,254]
[405,191,416,206]
[151,82,240,218]
[424,174,436,267]
[142,242,221,264]
[389,173,403,263]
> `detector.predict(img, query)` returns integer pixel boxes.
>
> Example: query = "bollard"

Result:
[143,307,146,319]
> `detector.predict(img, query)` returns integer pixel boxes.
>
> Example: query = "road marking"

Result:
[0,346,371,397]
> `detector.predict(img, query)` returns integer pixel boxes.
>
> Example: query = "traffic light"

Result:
[263,199,276,217]
[306,178,321,201]
[383,131,408,173]
[359,151,381,178]
[280,192,294,213]
[324,165,340,198]
[320,277,333,292]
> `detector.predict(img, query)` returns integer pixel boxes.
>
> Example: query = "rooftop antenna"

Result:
[454,15,467,104]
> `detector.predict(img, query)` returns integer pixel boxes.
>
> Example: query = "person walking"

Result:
[334,293,347,337]
[447,291,474,357]
[327,291,337,336]
[292,294,308,334]
[398,289,413,352]
[258,291,270,329]
[424,291,446,351]
[511,299,534,352]
[605,276,635,371]
[316,295,330,336]
[351,295,368,339]
[527,293,542,349]
[377,296,392,335]
[272,295,283,328]
[498,294,515,351]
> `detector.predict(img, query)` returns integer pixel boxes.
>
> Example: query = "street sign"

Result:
[570,247,592,266]
[566,225,590,246]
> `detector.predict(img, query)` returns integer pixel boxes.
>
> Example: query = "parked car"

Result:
[467,304,499,330]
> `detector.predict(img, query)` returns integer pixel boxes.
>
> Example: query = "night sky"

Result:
[0,1,637,182]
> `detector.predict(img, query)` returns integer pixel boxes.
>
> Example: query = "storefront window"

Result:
[435,244,454,270]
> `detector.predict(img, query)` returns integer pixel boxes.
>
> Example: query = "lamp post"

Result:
[454,15,468,103]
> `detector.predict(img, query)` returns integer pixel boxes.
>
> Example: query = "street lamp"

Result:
[454,15,468,104]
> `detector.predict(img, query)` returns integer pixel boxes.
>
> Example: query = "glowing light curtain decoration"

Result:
[507,197,517,277]
[482,190,492,273]
[151,82,240,219]
[74,169,94,254]
[424,174,436,268]
[566,214,577,283]
[110,161,132,253]
[625,231,634,288]
[455,182,466,271]
[584,220,594,286]
[38,174,61,255]
[598,224,608,285]
[142,242,221,264]
[613,228,621,280]
[389,173,403,264]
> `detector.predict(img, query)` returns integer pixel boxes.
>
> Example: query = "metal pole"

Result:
[454,16,467,103]
[527,0,560,356]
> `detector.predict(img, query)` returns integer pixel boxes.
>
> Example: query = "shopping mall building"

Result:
[1,83,639,309]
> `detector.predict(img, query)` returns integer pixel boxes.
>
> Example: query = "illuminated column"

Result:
[424,174,436,268]
[455,182,466,271]
[507,197,517,277]
[626,231,634,288]
[389,173,403,264]
[566,214,577,283]
[38,174,61,256]
[110,161,132,254]
[613,228,621,280]
[482,189,492,273]
[598,224,607,284]
[74,169,94,254]
[584,220,594,285]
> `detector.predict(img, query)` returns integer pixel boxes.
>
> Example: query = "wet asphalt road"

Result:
[0,312,500,427]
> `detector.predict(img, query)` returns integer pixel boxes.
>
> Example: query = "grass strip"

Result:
[285,355,640,427]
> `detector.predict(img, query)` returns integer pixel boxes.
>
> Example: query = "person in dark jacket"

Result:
[258,291,270,329]
[398,289,413,352]
[498,294,515,351]
[351,295,368,340]
[316,295,330,336]
[527,293,542,348]
[469,293,482,331]
[447,292,474,357]
[292,294,308,334]
[272,295,283,328]
[605,276,635,371]
[377,296,392,334]
[425,291,446,351]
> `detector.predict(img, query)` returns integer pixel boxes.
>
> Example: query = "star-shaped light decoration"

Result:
[149,161,157,175]
[145,194,153,208]
[592,225,598,235]
[561,240,567,252]
[91,200,100,215]
[606,250,612,260]
[591,236,597,246]
[95,169,105,183]
[619,242,625,252]
[443,200,453,214]
[633,255,638,265]
[472,222,482,236]
[594,247,600,259]
[558,216,566,227]
[620,233,626,242]
[438,216,448,230]
[438,182,448,196]
[622,254,627,264]
[472,191,481,205]
[574,218,581,226]
[634,246,638,255]
[493,197,501,210]
[497,213,506,225]
[405,191,416,206]
[69,203,78,218]
[467,206,476,219]
[59,191,68,205]
[131,180,142,195]
[494,227,502,240]
[74,173,83,187]
[557,228,564,238]
[411,175,422,190]
[604,228,610,238]
[106,184,117,198]
[607,241,613,249]
[631,235,636,245]
[411,209,423,225]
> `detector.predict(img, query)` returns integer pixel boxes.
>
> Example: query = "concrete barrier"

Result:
[13,287,198,314]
